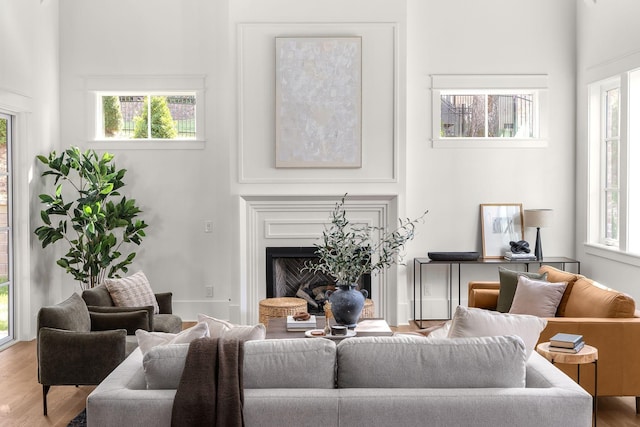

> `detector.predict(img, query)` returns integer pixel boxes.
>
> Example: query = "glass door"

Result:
[0,113,12,345]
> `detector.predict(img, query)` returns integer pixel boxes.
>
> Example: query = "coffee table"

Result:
[265,317,393,340]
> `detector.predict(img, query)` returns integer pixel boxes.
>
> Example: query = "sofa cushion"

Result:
[537,265,581,316]
[135,321,210,355]
[496,268,548,313]
[142,338,337,390]
[509,275,567,317]
[563,277,636,318]
[243,339,336,389]
[37,293,91,332]
[197,313,266,341]
[336,335,526,389]
[143,343,190,389]
[448,306,546,358]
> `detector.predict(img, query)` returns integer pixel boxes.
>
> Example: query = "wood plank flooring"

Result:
[1,324,639,426]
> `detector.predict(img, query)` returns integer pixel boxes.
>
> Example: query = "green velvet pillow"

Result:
[496,268,548,313]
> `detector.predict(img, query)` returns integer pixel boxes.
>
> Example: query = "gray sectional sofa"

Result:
[87,335,592,427]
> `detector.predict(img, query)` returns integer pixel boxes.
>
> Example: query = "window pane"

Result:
[167,95,196,138]
[103,95,145,138]
[605,139,619,188]
[440,95,485,137]
[605,190,619,241]
[606,88,619,138]
[488,94,534,138]
[0,117,6,173]
[0,283,7,339]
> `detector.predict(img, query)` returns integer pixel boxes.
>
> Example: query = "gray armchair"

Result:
[82,284,182,333]
[37,293,148,415]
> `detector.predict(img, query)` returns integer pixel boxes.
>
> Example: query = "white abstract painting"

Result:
[275,37,362,168]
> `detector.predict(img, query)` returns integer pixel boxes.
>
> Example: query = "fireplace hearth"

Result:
[266,247,371,315]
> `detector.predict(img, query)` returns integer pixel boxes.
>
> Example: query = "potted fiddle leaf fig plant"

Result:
[305,195,427,326]
[34,146,148,290]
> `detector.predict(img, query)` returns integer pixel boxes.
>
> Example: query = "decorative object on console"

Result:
[34,146,148,289]
[480,204,524,259]
[524,209,553,260]
[427,251,479,261]
[304,194,427,326]
[509,240,530,253]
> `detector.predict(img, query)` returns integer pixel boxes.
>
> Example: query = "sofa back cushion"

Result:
[143,338,337,390]
[37,293,91,332]
[336,335,526,389]
[243,338,336,389]
[563,277,636,318]
[82,284,116,307]
[537,265,581,316]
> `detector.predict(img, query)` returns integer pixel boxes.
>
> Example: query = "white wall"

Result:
[575,0,640,298]
[404,0,577,317]
[0,0,60,341]
[47,0,580,328]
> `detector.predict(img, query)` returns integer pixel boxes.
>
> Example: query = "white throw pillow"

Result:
[447,306,546,358]
[509,275,567,317]
[197,313,266,341]
[135,321,210,355]
[104,271,159,314]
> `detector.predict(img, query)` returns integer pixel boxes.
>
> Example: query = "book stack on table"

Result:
[504,251,537,261]
[549,333,585,354]
[286,315,317,331]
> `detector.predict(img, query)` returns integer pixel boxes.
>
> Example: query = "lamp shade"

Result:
[524,209,553,228]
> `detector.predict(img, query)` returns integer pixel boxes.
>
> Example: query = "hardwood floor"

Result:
[1,330,639,427]
[0,340,92,427]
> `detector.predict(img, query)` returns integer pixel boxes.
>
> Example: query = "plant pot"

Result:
[326,283,368,327]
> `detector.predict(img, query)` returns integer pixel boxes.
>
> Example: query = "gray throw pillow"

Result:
[496,267,548,313]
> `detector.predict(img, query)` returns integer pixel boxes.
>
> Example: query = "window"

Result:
[431,75,548,148]
[440,92,535,138]
[86,75,205,149]
[588,69,640,257]
[0,113,13,346]
[99,93,197,140]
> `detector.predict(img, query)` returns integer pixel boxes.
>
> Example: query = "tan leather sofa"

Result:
[468,265,640,412]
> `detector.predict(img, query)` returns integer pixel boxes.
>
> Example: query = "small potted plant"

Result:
[305,195,427,326]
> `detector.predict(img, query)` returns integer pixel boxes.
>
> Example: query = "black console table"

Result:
[413,257,580,327]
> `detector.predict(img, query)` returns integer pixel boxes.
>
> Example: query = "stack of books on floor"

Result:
[504,251,537,261]
[286,315,317,331]
[549,332,585,353]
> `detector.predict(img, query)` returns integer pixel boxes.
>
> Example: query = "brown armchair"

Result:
[82,284,182,333]
[37,293,149,415]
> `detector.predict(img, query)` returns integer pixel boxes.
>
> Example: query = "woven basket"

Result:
[259,297,307,325]
[324,298,374,320]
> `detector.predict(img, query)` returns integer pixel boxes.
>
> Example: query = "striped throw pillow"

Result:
[105,271,159,314]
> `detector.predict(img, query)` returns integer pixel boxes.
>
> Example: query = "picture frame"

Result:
[275,36,362,168]
[480,203,524,259]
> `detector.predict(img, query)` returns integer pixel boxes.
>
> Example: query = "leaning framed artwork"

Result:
[275,36,362,168]
[480,203,524,259]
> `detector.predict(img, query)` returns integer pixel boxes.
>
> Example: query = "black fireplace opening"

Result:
[266,247,371,315]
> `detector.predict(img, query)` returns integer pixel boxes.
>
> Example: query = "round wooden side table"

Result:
[537,342,598,426]
[259,297,307,326]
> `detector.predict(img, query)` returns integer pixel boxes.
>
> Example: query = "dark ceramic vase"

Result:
[327,283,368,327]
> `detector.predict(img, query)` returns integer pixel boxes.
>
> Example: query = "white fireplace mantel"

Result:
[239,195,400,325]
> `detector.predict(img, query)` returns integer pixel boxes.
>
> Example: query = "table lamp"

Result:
[524,209,553,260]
